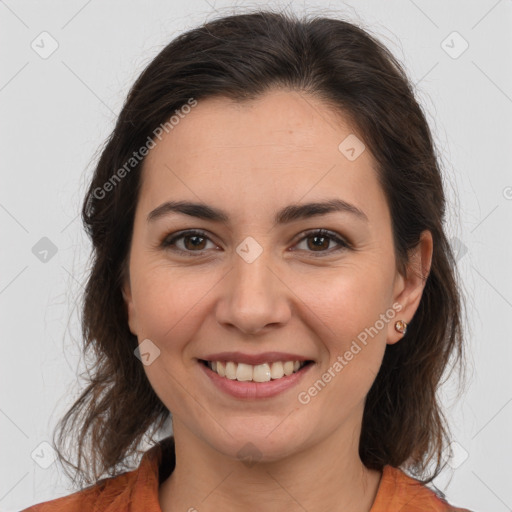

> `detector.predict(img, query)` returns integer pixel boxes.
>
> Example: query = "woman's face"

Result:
[122,89,430,462]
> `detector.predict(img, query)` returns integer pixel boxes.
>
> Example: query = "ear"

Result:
[387,230,433,345]
[121,274,138,336]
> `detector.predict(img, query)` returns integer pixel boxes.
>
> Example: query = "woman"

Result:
[22,9,473,512]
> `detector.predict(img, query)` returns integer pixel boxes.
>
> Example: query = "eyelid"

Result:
[291,228,352,253]
[160,228,352,256]
[160,229,218,256]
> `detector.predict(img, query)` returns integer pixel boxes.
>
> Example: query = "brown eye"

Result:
[160,228,350,258]
[161,230,216,256]
[181,234,207,251]
[293,229,350,256]
[306,234,330,251]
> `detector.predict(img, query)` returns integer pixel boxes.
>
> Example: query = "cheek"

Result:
[130,259,213,342]
[301,262,393,393]
[299,261,394,342]
[130,265,208,414]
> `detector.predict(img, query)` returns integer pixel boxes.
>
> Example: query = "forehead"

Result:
[138,89,388,226]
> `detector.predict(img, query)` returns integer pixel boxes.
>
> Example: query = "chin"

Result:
[202,420,310,465]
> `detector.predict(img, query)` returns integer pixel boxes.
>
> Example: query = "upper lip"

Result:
[200,351,313,366]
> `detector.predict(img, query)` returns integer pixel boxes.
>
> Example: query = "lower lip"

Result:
[199,360,314,399]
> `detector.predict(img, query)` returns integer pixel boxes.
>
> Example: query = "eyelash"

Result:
[160,229,351,257]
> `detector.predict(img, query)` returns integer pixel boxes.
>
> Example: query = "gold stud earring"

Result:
[394,320,408,334]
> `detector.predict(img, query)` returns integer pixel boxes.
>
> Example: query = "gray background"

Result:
[1,1,511,511]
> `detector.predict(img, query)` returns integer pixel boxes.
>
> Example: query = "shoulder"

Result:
[371,465,474,512]
[20,437,175,512]
[19,469,138,511]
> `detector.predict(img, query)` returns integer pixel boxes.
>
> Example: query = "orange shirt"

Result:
[21,436,473,511]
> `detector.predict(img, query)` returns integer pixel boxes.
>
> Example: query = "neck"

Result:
[159,419,382,512]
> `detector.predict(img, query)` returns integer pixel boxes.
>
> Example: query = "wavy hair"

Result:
[54,8,468,488]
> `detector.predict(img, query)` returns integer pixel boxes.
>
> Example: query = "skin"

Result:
[122,89,433,512]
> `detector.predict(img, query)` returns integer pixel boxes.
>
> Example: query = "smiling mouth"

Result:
[199,359,314,383]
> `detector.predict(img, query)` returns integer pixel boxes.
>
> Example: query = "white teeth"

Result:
[283,361,294,376]
[253,363,272,382]
[270,361,284,379]
[206,360,307,382]
[236,363,253,381]
[216,361,226,377]
[225,361,237,380]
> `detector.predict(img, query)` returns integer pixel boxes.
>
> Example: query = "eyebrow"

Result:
[147,198,368,226]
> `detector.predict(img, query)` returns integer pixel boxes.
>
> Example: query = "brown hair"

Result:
[54,8,467,488]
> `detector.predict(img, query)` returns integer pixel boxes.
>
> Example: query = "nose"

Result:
[215,246,291,336]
